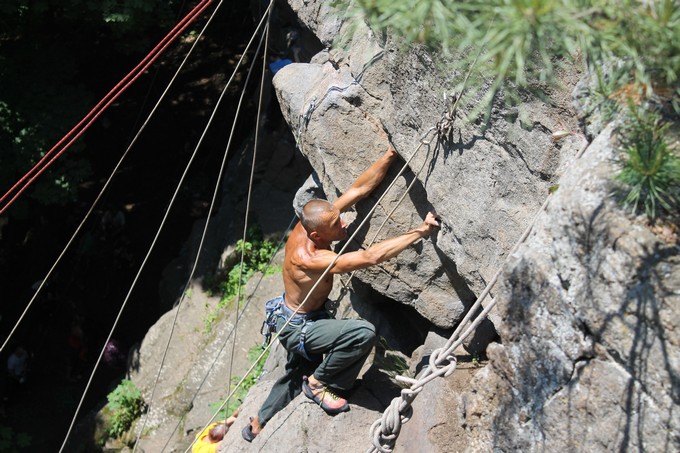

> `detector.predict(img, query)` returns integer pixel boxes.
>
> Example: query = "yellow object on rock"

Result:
[192,421,223,453]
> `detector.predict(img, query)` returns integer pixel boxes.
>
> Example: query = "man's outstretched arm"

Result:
[333,140,397,213]
[302,212,441,274]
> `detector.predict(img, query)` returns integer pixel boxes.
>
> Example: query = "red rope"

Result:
[0,0,214,215]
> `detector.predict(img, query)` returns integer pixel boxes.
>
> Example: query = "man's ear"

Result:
[308,231,320,242]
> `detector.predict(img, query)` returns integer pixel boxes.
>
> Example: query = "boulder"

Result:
[272,8,583,331]
[456,124,680,451]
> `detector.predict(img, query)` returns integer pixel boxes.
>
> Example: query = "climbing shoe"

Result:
[302,376,349,415]
[242,417,257,443]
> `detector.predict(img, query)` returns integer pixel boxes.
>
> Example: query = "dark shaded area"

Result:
[0,1,323,450]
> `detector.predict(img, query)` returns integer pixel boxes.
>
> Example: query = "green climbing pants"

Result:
[257,307,376,426]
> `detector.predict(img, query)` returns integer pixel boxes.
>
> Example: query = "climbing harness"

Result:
[261,296,284,347]
[158,218,295,453]
[260,294,331,361]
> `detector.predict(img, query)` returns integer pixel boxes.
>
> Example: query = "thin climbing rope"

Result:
[334,133,438,308]
[182,6,273,451]
[159,216,295,453]
[57,2,276,450]
[188,114,438,453]
[366,138,591,453]
[0,0,228,357]
[225,1,272,423]
[131,5,273,451]
[333,25,490,307]
[0,0,215,216]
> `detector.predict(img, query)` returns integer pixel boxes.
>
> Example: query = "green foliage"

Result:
[615,107,680,220]
[106,379,146,438]
[373,337,410,387]
[210,345,269,416]
[0,424,31,452]
[203,304,219,334]
[217,226,280,309]
[203,226,280,333]
[341,0,680,117]
[0,0,177,215]
[343,0,680,223]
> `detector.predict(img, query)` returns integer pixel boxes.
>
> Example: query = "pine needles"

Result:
[615,107,680,220]
[337,0,680,221]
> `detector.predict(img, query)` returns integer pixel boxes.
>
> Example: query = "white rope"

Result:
[159,216,295,452]
[334,128,438,309]
[366,138,592,453]
[57,1,278,449]
[131,4,274,451]
[181,3,274,451]
[224,0,272,429]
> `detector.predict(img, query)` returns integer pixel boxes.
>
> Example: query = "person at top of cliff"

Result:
[192,409,239,453]
[241,131,440,442]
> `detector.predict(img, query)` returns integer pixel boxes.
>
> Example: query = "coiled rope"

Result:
[366,136,591,453]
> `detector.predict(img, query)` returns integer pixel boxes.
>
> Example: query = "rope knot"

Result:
[368,395,416,453]
[429,347,457,378]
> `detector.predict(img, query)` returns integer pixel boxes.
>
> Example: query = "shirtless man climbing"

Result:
[242,140,440,442]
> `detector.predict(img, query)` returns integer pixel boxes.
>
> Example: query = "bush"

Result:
[340,0,680,117]
[106,379,146,438]
[0,425,31,452]
[615,107,680,220]
[217,227,279,309]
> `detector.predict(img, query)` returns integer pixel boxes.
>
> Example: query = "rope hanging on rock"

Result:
[331,123,439,314]
[133,5,274,451]
[366,136,591,453]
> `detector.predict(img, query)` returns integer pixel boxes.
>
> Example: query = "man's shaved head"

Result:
[300,199,334,233]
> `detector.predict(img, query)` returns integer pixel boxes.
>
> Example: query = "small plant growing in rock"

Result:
[615,107,680,220]
[106,379,146,439]
[217,226,280,310]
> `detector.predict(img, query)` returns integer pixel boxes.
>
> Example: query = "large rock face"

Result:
[262,1,678,452]
[456,125,680,452]
[271,4,583,330]
[121,2,679,452]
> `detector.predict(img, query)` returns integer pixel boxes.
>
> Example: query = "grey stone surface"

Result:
[456,125,680,452]
[114,2,679,452]
[272,12,582,331]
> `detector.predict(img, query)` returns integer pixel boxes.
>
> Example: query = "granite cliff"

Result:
[102,2,679,452]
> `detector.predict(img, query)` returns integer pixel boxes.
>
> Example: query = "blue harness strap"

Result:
[296,321,316,362]
[261,293,329,361]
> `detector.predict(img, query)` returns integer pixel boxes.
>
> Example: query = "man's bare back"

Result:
[244,135,440,440]
[282,222,335,313]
